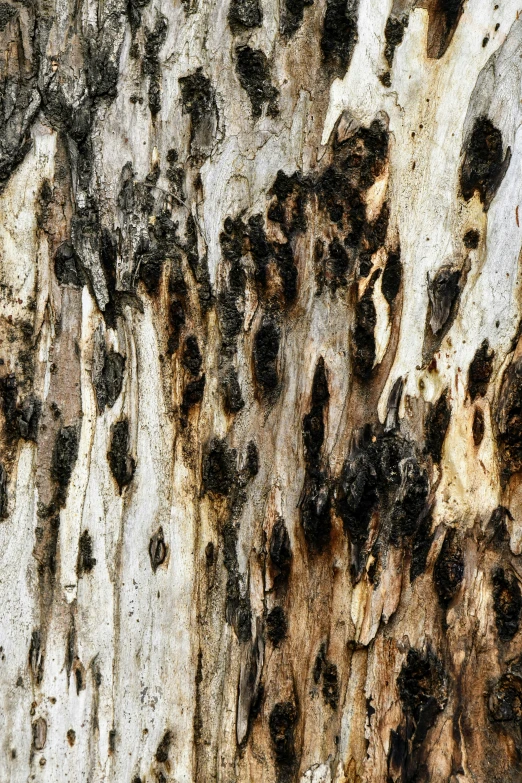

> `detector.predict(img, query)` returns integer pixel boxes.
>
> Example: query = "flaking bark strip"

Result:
[418,0,465,59]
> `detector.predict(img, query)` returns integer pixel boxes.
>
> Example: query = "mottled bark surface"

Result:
[2,0,522,781]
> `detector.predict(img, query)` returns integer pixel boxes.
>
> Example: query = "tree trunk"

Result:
[2,0,522,780]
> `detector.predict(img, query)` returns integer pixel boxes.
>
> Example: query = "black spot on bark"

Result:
[267,606,287,646]
[228,0,262,30]
[54,242,84,287]
[253,318,280,394]
[0,373,19,442]
[77,530,96,575]
[303,357,329,465]
[301,477,331,554]
[179,68,218,159]
[313,643,326,683]
[218,218,246,356]
[52,424,80,504]
[381,248,402,305]
[202,438,237,496]
[242,441,259,481]
[32,717,47,751]
[338,431,429,579]
[107,419,135,491]
[461,117,511,210]
[0,2,17,30]
[181,335,202,376]
[495,359,522,480]
[468,340,494,401]
[321,0,359,75]
[222,521,251,642]
[389,456,429,544]
[425,391,451,463]
[301,358,331,552]
[221,367,244,414]
[384,15,408,66]
[326,237,350,291]
[29,630,43,683]
[472,407,485,447]
[269,701,298,781]
[337,447,378,568]
[393,648,448,781]
[428,266,461,336]
[205,540,215,567]
[410,512,435,582]
[280,0,313,37]
[463,228,480,249]
[268,171,308,240]
[492,567,522,642]
[142,17,168,115]
[489,669,522,722]
[322,661,340,709]
[155,730,172,763]
[168,298,186,354]
[433,528,464,607]
[17,395,41,441]
[352,272,378,379]
[149,527,167,572]
[248,213,272,291]
[182,374,205,414]
[0,463,7,519]
[269,517,292,578]
[94,349,125,413]
[235,46,279,118]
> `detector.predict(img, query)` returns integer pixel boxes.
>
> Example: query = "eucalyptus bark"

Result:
[1,0,522,781]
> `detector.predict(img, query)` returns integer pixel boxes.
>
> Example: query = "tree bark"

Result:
[1,0,522,781]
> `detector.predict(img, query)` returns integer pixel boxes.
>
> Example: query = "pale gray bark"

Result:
[2,1,522,782]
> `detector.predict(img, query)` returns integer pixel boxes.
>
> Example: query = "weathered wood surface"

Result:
[2,0,522,781]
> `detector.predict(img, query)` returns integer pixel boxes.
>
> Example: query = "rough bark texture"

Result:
[2,0,522,781]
